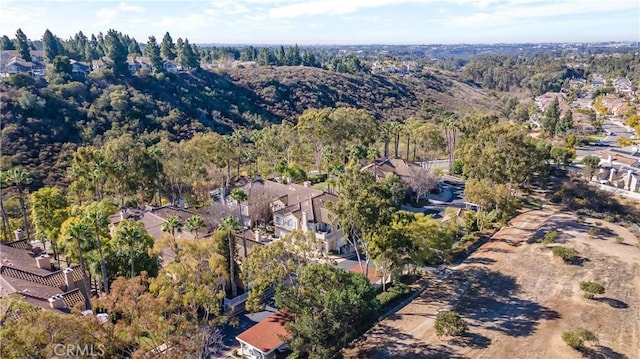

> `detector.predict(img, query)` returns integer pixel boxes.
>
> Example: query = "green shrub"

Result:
[594,221,602,226]
[562,327,598,350]
[577,215,585,223]
[377,281,411,307]
[580,281,605,299]
[615,236,624,244]
[552,246,579,263]
[434,310,468,337]
[308,173,328,184]
[587,227,599,237]
[541,230,558,245]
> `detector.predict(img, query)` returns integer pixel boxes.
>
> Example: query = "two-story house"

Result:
[224,178,347,254]
[272,193,346,253]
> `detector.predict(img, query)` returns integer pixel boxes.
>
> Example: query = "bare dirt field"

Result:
[344,207,640,359]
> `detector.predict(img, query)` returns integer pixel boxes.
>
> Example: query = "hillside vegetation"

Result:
[0,66,495,185]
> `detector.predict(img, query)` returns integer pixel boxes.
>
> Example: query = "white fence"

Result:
[594,183,640,201]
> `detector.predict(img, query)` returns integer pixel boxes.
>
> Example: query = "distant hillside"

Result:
[0,66,496,185]
[226,66,495,122]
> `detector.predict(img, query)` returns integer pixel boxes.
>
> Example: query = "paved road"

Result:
[576,119,637,160]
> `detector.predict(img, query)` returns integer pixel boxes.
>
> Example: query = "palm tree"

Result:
[186,215,205,239]
[149,147,163,206]
[162,215,183,262]
[230,188,248,257]
[65,220,93,310]
[390,122,402,158]
[6,167,33,240]
[231,130,247,177]
[0,172,11,241]
[115,220,146,278]
[380,122,397,159]
[442,115,459,174]
[86,208,110,294]
[219,216,240,298]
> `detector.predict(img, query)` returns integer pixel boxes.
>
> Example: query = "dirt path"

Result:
[343,207,556,358]
[343,207,640,359]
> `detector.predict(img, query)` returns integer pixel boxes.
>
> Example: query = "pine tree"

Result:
[104,29,128,75]
[42,29,59,62]
[128,38,141,56]
[0,35,14,50]
[144,36,163,73]
[14,28,31,62]
[160,32,176,60]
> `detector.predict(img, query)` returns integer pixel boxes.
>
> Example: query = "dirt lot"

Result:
[344,208,640,358]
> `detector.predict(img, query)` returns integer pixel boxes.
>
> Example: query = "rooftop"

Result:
[236,311,292,353]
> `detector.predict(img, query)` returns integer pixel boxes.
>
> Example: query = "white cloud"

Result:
[445,0,640,29]
[118,2,144,13]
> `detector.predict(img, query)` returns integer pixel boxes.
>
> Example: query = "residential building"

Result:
[224,178,347,253]
[1,56,46,78]
[273,192,345,253]
[70,59,91,78]
[236,311,291,359]
[0,233,89,313]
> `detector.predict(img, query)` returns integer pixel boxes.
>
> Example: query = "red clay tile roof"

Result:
[236,311,292,353]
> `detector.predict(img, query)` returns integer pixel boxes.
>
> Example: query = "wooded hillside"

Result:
[0,66,495,185]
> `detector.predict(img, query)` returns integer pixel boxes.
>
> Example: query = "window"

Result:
[275,216,283,225]
[286,218,296,229]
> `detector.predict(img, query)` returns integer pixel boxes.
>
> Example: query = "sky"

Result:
[0,0,638,45]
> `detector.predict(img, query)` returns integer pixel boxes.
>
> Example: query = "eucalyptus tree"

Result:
[297,108,333,172]
[30,186,68,267]
[329,167,397,279]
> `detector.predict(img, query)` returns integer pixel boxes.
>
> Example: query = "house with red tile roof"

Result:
[0,237,89,313]
[236,311,292,359]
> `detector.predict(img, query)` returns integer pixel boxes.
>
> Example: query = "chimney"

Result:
[607,155,612,164]
[63,268,75,290]
[14,229,24,241]
[255,229,261,242]
[303,181,311,188]
[609,167,616,182]
[301,211,309,232]
[120,208,128,221]
[35,254,51,270]
[256,174,262,181]
[219,187,226,203]
[48,294,65,310]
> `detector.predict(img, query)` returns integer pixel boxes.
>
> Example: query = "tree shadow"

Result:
[449,332,492,349]
[464,257,497,265]
[579,345,629,359]
[594,297,629,309]
[342,323,467,359]
[456,269,561,338]
[566,256,590,266]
